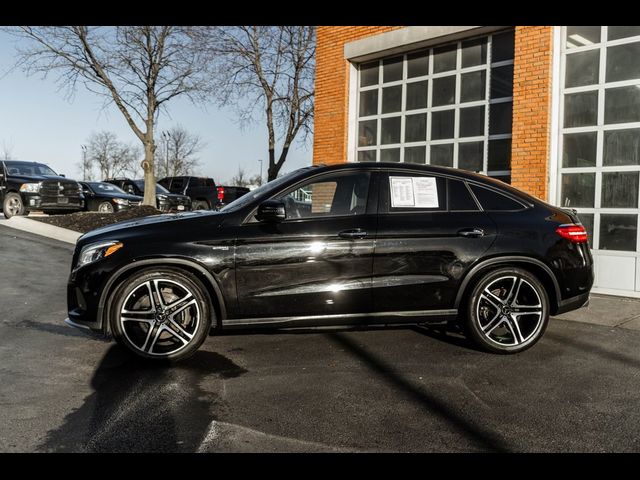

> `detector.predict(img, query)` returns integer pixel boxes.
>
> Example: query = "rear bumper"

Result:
[556,292,590,315]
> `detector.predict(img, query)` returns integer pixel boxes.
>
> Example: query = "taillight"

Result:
[217,186,224,201]
[556,224,588,243]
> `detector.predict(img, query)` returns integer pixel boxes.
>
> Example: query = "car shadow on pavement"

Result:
[411,323,482,351]
[37,345,247,452]
[325,332,513,452]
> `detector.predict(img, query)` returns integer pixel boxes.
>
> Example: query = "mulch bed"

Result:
[30,206,162,233]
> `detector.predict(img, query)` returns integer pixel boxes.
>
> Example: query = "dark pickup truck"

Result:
[216,185,250,210]
[157,176,218,210]
[0,160,84,219]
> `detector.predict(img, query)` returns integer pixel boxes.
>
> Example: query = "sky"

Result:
[0,31,313,184]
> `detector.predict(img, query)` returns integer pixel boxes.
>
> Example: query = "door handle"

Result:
[458,227,485,238]
[339,229,368,239]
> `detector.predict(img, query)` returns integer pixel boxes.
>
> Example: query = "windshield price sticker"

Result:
[389,176,439,208]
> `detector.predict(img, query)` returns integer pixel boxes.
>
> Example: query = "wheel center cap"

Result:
[155,311,166,323]
[502,305,511,315]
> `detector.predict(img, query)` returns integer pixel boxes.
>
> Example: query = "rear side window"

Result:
[448,179,479,211]
[386,174,447,212]
[205,178,216,187]
[190,178,205,188]
[469,184,525,211]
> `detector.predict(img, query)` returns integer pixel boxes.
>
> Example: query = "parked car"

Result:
[80,181,143,213]
[0,160,84,219]
[157,176,217,210]
[66,162,593,362]
[216,185,250,210]
[103,178,192,213]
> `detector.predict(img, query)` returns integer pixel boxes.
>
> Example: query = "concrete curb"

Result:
[0,216,81,244]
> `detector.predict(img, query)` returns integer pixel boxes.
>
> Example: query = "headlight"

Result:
[77,241,123,268]
[113,198,128,205]
[157,195,168,201]
[20,183,41,193]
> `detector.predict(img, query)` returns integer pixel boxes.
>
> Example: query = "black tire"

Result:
[463,267,549,354]
[192,200,209,210]
[109,267,213,363]
[3,192,26,219]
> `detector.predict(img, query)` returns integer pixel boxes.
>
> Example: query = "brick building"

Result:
[313,26,640,297]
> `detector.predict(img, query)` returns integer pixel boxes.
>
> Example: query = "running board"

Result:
[223,309,458,329]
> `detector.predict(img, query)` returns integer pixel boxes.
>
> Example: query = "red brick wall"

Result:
[510,26,554,200]
[313,26,554,201]
[313,26,403,165]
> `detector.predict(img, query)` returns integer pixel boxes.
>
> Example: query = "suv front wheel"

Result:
[464,267,549,354]
[109,267,212,362]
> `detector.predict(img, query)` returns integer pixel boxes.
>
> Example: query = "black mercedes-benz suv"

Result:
[1,160,84,218]
[66,163,593,362]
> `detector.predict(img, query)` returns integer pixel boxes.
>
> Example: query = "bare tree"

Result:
[155,125,203,178]
[194,26,315,181]
[5,26,210,206]
[249,173,263,187]
[87,131,139,180]
[230,167,248,187]
[1,140,14,160]
[229,168,263,188]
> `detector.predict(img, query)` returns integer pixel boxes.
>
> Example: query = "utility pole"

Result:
[258,158,264,185]
[81,144,87,180]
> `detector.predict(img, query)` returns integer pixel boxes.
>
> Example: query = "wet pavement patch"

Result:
[38,345,248,452]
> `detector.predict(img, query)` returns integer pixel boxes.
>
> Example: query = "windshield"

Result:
[4,161,58,176]
[133,180,170,194]
[220,168,313,212]
[86,182,128,195]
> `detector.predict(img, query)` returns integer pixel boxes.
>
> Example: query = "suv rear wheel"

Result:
[109,268,212,362]
[464,267,549,354]
[3,192,26,219]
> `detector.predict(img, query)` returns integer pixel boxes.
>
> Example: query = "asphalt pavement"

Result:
[1,225,639,452]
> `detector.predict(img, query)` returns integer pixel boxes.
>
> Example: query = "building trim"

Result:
[344,26,510,62]
[548,25,562,205]
[346,61,358,162]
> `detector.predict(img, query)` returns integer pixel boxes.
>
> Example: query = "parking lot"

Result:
[1,225,640,452]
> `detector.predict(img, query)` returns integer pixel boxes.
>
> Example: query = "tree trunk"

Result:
[142,139,156,207]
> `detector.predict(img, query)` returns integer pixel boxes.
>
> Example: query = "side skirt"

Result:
[221,309,458,330]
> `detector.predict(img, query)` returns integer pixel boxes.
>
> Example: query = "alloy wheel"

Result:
[475,275,544,347]
[6,196,22,216]
[98,202,114,213]
[119,278,201,356]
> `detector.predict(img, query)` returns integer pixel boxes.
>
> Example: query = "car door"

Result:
[232,169,377,322]
[372,170,497,313]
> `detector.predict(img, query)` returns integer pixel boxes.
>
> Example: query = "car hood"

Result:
[102,192,142,201]
[77,210,222,246]
[9,174,73,183]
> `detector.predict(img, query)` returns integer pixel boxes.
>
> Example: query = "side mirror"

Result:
[60,174,66,178]
[256,200,286,222]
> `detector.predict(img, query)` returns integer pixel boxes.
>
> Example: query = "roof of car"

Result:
[309,162,539,205]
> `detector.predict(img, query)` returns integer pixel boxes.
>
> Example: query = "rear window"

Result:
[469,184,526,211]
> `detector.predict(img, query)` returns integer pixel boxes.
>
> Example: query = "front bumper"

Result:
[24,193,84,211]
[64,317,110,340]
